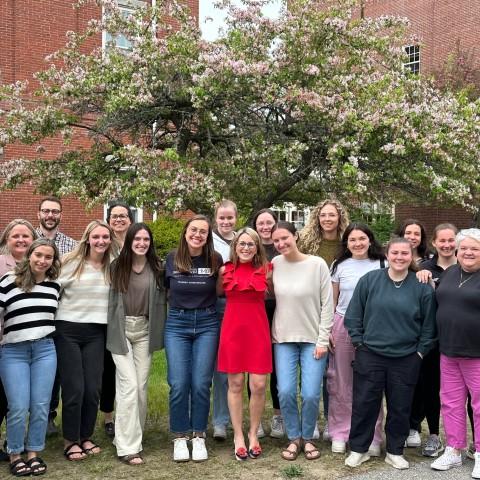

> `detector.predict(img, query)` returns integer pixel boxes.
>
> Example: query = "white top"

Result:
[56,261,109,324]
[213,231,232,262]
[272,255,334,347]
[331,258,384,315]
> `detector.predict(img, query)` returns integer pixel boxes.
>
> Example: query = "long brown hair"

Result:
[174,215,219,274]
[111,223,164,292]
[14,239,61,292]
[62,220,116,282]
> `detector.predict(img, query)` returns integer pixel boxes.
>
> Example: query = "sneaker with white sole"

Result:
[257,422,265,439]
[385,453,409,469]
[332,440,346,454]
[467,443,476,460]
[405,429,421,447]
[320,424,328,441]
[422,434,444,457]
[431,446,462,471]
[213,424,227,441]
[191,436,208,462]
[173,437,190,462]
[368,443,381,457]
[345,451,370,467]
[472,452,480,479]
[270,415,285,439]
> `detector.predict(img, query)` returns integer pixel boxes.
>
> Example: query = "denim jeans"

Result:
[212,298,230,428]
[275,342,328,441]
[165,307,219,434]
[0,338,57,454]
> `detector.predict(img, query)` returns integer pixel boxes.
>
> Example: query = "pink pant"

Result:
[327,312,383,444]
[440,354,480,451]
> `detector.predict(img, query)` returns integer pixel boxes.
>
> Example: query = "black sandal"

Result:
[10,458,31,477]
[26,457,47,476]
[118,454,144,466]
[81,440,101,455]
[63,442,86,461]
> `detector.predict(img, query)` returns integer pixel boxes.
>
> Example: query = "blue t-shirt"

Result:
[165,251,222,309]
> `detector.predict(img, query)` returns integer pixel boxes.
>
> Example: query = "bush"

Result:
[350,208,395,245]
[147,216,185,260]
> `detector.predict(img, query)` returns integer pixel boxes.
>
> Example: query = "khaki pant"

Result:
[112,316,152,456]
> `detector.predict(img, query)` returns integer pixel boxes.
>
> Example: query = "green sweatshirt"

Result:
[344,269,436,357]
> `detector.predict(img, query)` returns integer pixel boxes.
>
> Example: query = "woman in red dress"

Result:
[217,227,272,461]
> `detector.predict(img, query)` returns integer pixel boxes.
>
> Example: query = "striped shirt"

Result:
[0,274,60,344]
[56,261,109,324]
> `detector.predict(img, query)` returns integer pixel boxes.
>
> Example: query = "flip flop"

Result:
[63,443,86,461]
[281,439,302,461]
[303,441,321,460]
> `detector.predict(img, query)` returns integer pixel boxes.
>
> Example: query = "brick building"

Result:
[0,0,199,238]
[360,0,480,233]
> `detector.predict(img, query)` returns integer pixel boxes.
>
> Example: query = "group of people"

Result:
[0,197,479,480]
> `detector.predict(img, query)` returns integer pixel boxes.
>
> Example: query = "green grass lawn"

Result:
[0,351,424,479]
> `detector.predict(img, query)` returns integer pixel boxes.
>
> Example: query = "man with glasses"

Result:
[36,196,77,256]
[36,196,77,435]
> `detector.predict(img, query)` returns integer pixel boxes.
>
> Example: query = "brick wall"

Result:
[0,0,199,236]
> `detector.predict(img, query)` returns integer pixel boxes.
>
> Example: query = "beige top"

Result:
[271,255,334,347]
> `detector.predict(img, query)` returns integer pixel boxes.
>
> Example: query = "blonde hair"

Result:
[214,199,238,222]
[62,220,116,282]
[230,227,268,269]
[299,199,349,254]
[0,219,37,255]
[14,239,61,292]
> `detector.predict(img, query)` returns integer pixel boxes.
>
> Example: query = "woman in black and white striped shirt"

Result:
[0,238,60,476]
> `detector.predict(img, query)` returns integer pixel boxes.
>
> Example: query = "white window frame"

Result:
[404,45,420,74]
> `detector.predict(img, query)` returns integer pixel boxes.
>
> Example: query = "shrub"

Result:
[147,216,185,260]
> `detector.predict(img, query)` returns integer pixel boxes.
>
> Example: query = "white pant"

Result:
[112,316,152,456]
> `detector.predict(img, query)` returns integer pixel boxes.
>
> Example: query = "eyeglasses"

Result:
[110,214,129,220]
[188,227,208,237]
[238,241,256,249]
[40,209,61,216]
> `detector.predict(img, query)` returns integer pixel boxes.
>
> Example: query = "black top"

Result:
[436,264,480,358]
[263,243,279,262]
[344,269,436,357]
[165,251,223,309]
[420,255,447,287]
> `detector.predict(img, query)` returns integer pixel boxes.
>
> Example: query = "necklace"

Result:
[392,279,405,289]
[458,269,477,288]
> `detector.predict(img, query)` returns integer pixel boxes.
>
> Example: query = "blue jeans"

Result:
[275,343,328,441]
[165,307,219,434]
[0,338,57,453]
[212,298,230,427]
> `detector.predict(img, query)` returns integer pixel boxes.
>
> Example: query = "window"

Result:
[404,45,420,74]
[103,1,146,51]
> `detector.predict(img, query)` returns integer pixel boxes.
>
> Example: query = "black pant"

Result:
[0,379,7,431]
[49,369,61,420]
[55,321,105,442]
[100,349,116,414]
[247,299,280,410]
[349,347,421,455]
[409,346,440,434]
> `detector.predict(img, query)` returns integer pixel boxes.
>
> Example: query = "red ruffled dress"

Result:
[217,261,273,374]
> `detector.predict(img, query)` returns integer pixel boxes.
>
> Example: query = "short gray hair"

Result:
[456,228,480,248]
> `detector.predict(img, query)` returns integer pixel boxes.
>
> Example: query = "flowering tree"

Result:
[1,0,480,218]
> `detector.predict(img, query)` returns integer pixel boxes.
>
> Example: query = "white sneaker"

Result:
[270,415,285,439]
[405,429,421,447]
[173,437,190,462]
[345,451,370,467]
[213,424,227,440]
[332,440,346,454]
[431,446,462,471]
[257,422,266,439]
[472,452,480,479]
[368,443,381,457]
[385,453,409,470]
[320,423,328,441]
[191,436,208,462]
